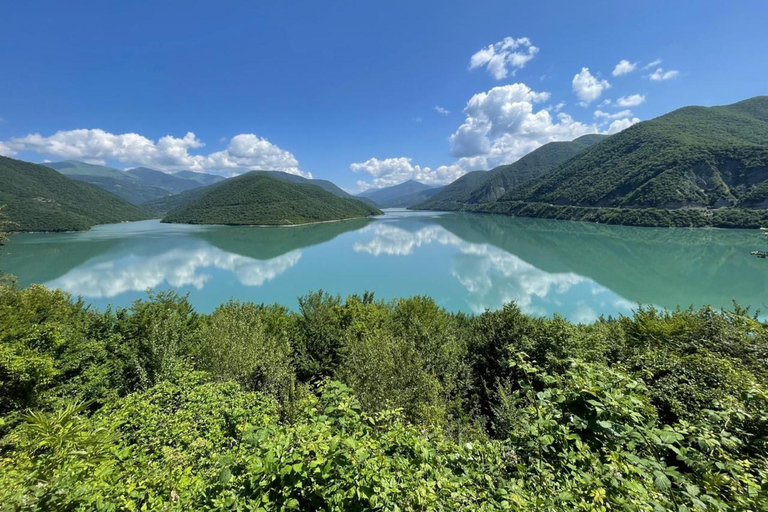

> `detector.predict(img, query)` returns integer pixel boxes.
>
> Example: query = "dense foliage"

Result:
[417,134,605,210]
[163,173,382,226]
[1,280,767,510]
[0,156,150,232]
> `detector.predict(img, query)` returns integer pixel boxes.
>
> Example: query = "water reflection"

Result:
[353,221,634,318]
[0,212,764,319]
[47,241,302,298]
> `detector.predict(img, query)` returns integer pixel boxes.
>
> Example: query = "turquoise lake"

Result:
[1,210,766,321]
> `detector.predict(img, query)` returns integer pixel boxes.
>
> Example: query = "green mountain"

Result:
[416,134,605,210]
[44,160,173,204]
[0,156,150,232]
[143,170,377,216]
[163,173,382,225]
[358,180,441,208]
[125,167,202,195]
[45,160,133,179]
[503,97,768,209]
[248,170,379,206]
[173,170,226,186]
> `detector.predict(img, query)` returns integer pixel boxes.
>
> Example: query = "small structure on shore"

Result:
[752,228,768,259]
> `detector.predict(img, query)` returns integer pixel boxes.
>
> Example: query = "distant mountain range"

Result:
[43,161,225,204]
[4,96,768,233]
[415,96,768,228]
[163,173,381,226]
[358,180,442,208]
[0,157,149,232]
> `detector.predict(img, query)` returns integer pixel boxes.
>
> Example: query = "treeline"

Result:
[462,201,768,229]
[1,279,767,510]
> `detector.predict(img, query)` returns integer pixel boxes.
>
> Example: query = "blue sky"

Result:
[0,0,766,191]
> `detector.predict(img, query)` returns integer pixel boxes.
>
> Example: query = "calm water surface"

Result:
[2,210,766,321]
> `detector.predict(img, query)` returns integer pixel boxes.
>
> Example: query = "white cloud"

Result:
[605,117,640,134]
[0,129,309,177]
[350,157,464,192]
[434,105,450,115]
[572,67,610,106]
[449,83,599,168]
[594,109,633,120]
[598,99,612,108]
[414,117,423,123]
[612,59,637,76]
[644,59,662,70]
[469,37,539,80]
[648,68,679,81]
[616,94,646,107]
[354,81,643,191]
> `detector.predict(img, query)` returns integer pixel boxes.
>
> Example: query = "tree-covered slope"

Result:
[163,173,382,225]
[415,134,606,210]
[413,170,490,210]
[503,96,768,208]
[143,170,378,216]
[0,156,150,232]
[358,180,440,207]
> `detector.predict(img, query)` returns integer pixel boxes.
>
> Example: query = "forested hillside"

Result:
[163,173,382,225]
[0,281,766,510]
[503,97,768,208]
[0,156,150,232]
[417,134,605,210]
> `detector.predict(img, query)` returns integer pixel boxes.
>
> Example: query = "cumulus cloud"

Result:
[648,68,679,81]
[612,59,637,76]
[354,80,644,191]
[350,157,464,192]
[616,94,646,107]
[605,117,640,134]
[434,105,450,115]
[469,37,539,80]
[449,83,599,168]
[572,68,610,106]
[0,129,308,177]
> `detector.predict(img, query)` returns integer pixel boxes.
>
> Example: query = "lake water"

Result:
[2,210,766,321]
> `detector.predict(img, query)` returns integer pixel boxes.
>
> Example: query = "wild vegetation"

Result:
[0,156,150,232]
[163,173,382,226]
[0,278,766,510]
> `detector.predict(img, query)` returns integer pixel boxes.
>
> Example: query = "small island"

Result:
[162,172,382,226]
